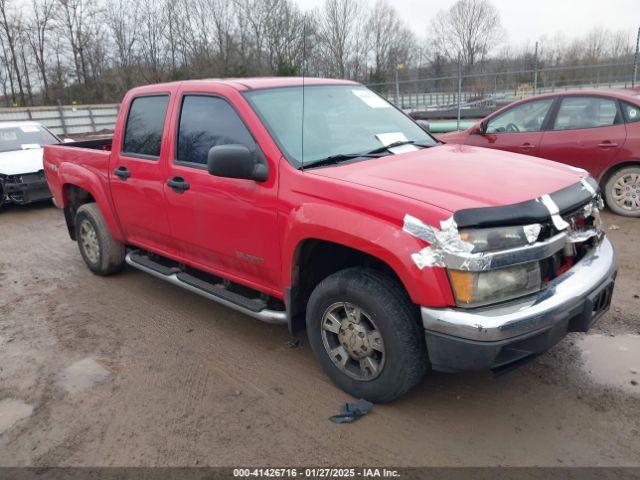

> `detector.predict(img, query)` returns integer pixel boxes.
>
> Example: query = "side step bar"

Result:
[125,251,287,325]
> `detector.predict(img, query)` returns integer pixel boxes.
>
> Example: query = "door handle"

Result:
[114,166,131,181]
[597,142,619,149]
[167,176,190,193]
[520,143,534,151]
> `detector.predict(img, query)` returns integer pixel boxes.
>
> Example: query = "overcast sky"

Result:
[297,0,640,46]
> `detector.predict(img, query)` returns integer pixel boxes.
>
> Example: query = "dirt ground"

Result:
[0,202,638,467]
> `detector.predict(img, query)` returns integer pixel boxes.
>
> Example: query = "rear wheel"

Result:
[306,268,428,403]
[75,203,126,275]
[604,166,640,217]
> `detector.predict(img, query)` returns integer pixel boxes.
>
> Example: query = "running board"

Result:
[125,251,287,325]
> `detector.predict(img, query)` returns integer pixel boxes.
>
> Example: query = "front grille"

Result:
[20,171,44,183]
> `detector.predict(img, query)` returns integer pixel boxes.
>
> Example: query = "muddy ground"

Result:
[0,202,638,467]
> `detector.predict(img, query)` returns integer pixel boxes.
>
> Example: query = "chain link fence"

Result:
[367,62,637,120]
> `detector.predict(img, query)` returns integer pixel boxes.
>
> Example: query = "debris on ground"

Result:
[330,399,374,424]
[609,225,620,230]
[286,339,301,349]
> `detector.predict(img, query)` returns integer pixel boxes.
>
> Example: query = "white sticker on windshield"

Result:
[20,125,39,133]
[21,143,41,150]
[389,144,419,154]
[376,132,408,146]
[352,89,391,108]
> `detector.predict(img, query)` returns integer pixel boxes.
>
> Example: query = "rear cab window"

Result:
[122,95,170,159]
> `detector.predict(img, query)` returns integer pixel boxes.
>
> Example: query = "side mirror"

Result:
[207,144,268,182]
[470,122,485,135]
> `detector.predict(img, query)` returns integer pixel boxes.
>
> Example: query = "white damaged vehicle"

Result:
[0,121,68,209]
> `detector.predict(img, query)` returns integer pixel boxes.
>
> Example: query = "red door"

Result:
[539,95,627,178]
[467,97,556,156]
[109,93,177,256]
[162,85,281,295]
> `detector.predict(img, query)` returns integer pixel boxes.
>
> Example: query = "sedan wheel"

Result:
[605,167,640,217]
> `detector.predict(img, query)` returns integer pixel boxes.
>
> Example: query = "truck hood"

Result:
[309,144,587,213]
[0,148,44,176]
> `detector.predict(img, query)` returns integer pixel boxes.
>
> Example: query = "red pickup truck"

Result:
[44,78,617,402]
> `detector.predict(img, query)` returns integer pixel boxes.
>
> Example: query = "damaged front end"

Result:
[404,177,605,309]
[0,170,51,206]
[410,176,617,373]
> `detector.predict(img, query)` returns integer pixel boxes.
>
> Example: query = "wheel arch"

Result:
[286,237,430,335]
[598,159,640,192]
[61,182,123,242]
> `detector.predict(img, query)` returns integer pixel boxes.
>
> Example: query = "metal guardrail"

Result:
[0,103,119,136]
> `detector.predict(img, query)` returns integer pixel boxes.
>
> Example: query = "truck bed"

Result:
[61,137,113,151]
[43,137,114,211]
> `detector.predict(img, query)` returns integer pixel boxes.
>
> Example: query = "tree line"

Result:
[0,0,636,107]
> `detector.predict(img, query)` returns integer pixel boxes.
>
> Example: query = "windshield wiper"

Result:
[364,140,434,155]
[300,140,434,170]
[301,152,386,169]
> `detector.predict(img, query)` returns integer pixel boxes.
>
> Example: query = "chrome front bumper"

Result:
[421,237,617,342]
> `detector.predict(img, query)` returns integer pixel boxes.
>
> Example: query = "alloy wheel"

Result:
[79,219,100,264]
[320,302,386,381]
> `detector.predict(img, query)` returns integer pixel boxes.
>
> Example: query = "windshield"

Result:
[244,85,436,167]
[0,125,59,153]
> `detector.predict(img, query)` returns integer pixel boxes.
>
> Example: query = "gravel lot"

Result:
[0,202,638,467]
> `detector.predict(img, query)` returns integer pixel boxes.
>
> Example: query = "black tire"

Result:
[306,268,428,403]
[604,166,640,217]
[75,203,126,275]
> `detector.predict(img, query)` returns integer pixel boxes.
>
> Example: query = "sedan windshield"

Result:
[244,85,436,167]
[0,125,59,153]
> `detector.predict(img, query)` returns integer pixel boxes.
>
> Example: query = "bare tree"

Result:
[0,0,26,105]
[430,0,502,70]
[0,0,634,107]
[316,0,365,78]
[26,0,55,103]
[104,0,139,91]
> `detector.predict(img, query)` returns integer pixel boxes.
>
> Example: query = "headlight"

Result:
[448,261,542,308]
[459,224,541,252]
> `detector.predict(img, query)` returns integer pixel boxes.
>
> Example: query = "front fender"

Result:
[281,202,455,308]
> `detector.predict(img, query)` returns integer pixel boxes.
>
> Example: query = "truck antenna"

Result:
[301,16,306,171]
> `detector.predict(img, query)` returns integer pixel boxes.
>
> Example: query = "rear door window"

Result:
[176,95,256,166]
[122,95,169,158]
[485,98,554,133]
[552,96,619,130]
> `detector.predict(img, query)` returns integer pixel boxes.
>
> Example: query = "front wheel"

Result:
[306,268,428,403]
[604,166,640,217]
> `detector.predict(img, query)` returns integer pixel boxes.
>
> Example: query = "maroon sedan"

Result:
[440,89,640,216]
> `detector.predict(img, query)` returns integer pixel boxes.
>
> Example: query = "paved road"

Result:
[0,202,638,467]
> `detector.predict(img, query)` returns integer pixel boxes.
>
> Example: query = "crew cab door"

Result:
[109,93,177,256]
[163,85,280,293]
[468,97,556,156]
[539,95,627,179]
